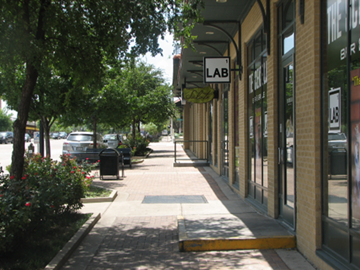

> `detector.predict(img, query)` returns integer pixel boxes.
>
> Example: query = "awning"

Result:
[173,0,271,97]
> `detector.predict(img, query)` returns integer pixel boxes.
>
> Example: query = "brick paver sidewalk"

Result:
[61,142,292,270]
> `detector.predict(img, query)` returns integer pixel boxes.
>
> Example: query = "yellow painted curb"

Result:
[179,236,296,252]
[177,215,296,252]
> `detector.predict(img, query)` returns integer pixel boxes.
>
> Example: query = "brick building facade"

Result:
[173,0,358,269]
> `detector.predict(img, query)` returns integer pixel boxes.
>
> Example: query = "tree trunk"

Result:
[137,122,141,134]
[10,0,49,179]
[11,64,38,179]
[42,117,51,157]
[132,119,136,138]
[93,117,97,149]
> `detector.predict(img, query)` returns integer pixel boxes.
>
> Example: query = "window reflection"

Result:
[283,32,294,55]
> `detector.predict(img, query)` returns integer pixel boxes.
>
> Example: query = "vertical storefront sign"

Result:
[329,87,341,132]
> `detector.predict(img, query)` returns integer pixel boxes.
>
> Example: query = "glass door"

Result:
[279,55,295,227]
[221,89,229,179]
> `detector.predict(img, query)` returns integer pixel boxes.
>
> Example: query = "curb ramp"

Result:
[177,215,296,252]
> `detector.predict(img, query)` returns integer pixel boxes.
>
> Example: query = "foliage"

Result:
[123,135,151,156]
[0,212,90,270]
[0,0,203,179]
[0,108,12,131]
[144,122,165,137]
[0,154,97,253]
[116,60,176,137]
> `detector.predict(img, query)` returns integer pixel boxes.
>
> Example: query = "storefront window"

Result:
[234,61,240,188]
[209,101,213,165]
[248,29,268,207]
[322,0,360,267]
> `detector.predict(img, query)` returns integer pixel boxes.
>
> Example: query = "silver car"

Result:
[62,132,108,162]
[103,134,123,148]
[328,132,347,150]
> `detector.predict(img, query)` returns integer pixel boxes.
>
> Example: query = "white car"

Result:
[162,129,168,136]
[62,132,108,162]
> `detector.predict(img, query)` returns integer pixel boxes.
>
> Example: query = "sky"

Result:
[141,32,174,85]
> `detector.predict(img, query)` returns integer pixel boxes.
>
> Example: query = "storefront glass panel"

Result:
[247,29,268,208]
[322,0,360,267]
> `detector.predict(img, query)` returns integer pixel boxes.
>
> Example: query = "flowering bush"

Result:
[0,154,97,253]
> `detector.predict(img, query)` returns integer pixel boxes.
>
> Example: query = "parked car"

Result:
[103,134,123,148]
[328,132,347,150]
[59,132,68,139]
[62,132,108,162]
[51,132,60,139]
[25,133,31,142]
[0,131,13,144]
[162,129,168,136]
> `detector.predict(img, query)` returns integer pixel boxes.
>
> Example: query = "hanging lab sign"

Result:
[204,57,231,83]
[183,86,215,103]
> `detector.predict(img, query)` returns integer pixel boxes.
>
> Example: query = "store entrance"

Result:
[278,55,295,228]
[221,89,229,180]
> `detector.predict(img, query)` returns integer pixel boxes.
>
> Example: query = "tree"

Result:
[118,60,175,138]
[0,108,13,131]
[0,0,203,179]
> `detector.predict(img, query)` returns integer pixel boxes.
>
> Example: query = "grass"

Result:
[0,185,109,270]
[84,185,112,198]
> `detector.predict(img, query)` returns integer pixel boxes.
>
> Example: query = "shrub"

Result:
[123,135,150,156]
[0,154,97,253]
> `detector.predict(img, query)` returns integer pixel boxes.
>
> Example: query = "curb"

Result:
[44,212,101,270]
[177,215,296,252]
[81,189,118,203]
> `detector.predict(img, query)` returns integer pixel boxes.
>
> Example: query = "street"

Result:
[0,138,64,174]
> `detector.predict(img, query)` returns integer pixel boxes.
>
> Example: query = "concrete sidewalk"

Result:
[59,141,316,270]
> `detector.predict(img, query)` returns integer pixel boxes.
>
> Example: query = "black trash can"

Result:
[99,148,120,180]
[330,149,347,175]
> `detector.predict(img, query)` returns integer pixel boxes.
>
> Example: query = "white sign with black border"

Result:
[204,57,231,83]
[329,87,341,133]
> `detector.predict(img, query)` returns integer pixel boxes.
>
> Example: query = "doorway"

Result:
[221,88,229,180]
[278,55,295,227]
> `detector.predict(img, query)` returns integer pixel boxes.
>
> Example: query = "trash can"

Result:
[330,149,347,175]
[99,148,120,180]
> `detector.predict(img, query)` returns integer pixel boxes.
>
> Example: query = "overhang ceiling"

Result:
[173,0,257,97]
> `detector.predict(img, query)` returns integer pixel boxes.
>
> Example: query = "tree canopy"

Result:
[0,108,13,131]
[116,60,175,137]
[0,0,203,179]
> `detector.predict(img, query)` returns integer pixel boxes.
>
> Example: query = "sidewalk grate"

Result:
[142,195,208,204]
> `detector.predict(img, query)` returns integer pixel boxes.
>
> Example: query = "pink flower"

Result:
[0,194,3,197]
[71,171,74,174]
[73,166,76,169]
[35,172,38,175]
[10,176,14,180]
[86,158,89,160]
[86,176,90,179]
[82,172,85,174]
[21,176,26,180]
[25,202,31,207]
[97,160,100,162]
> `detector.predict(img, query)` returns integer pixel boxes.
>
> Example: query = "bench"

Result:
[84,147,132,168]
[115,148,132,168]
